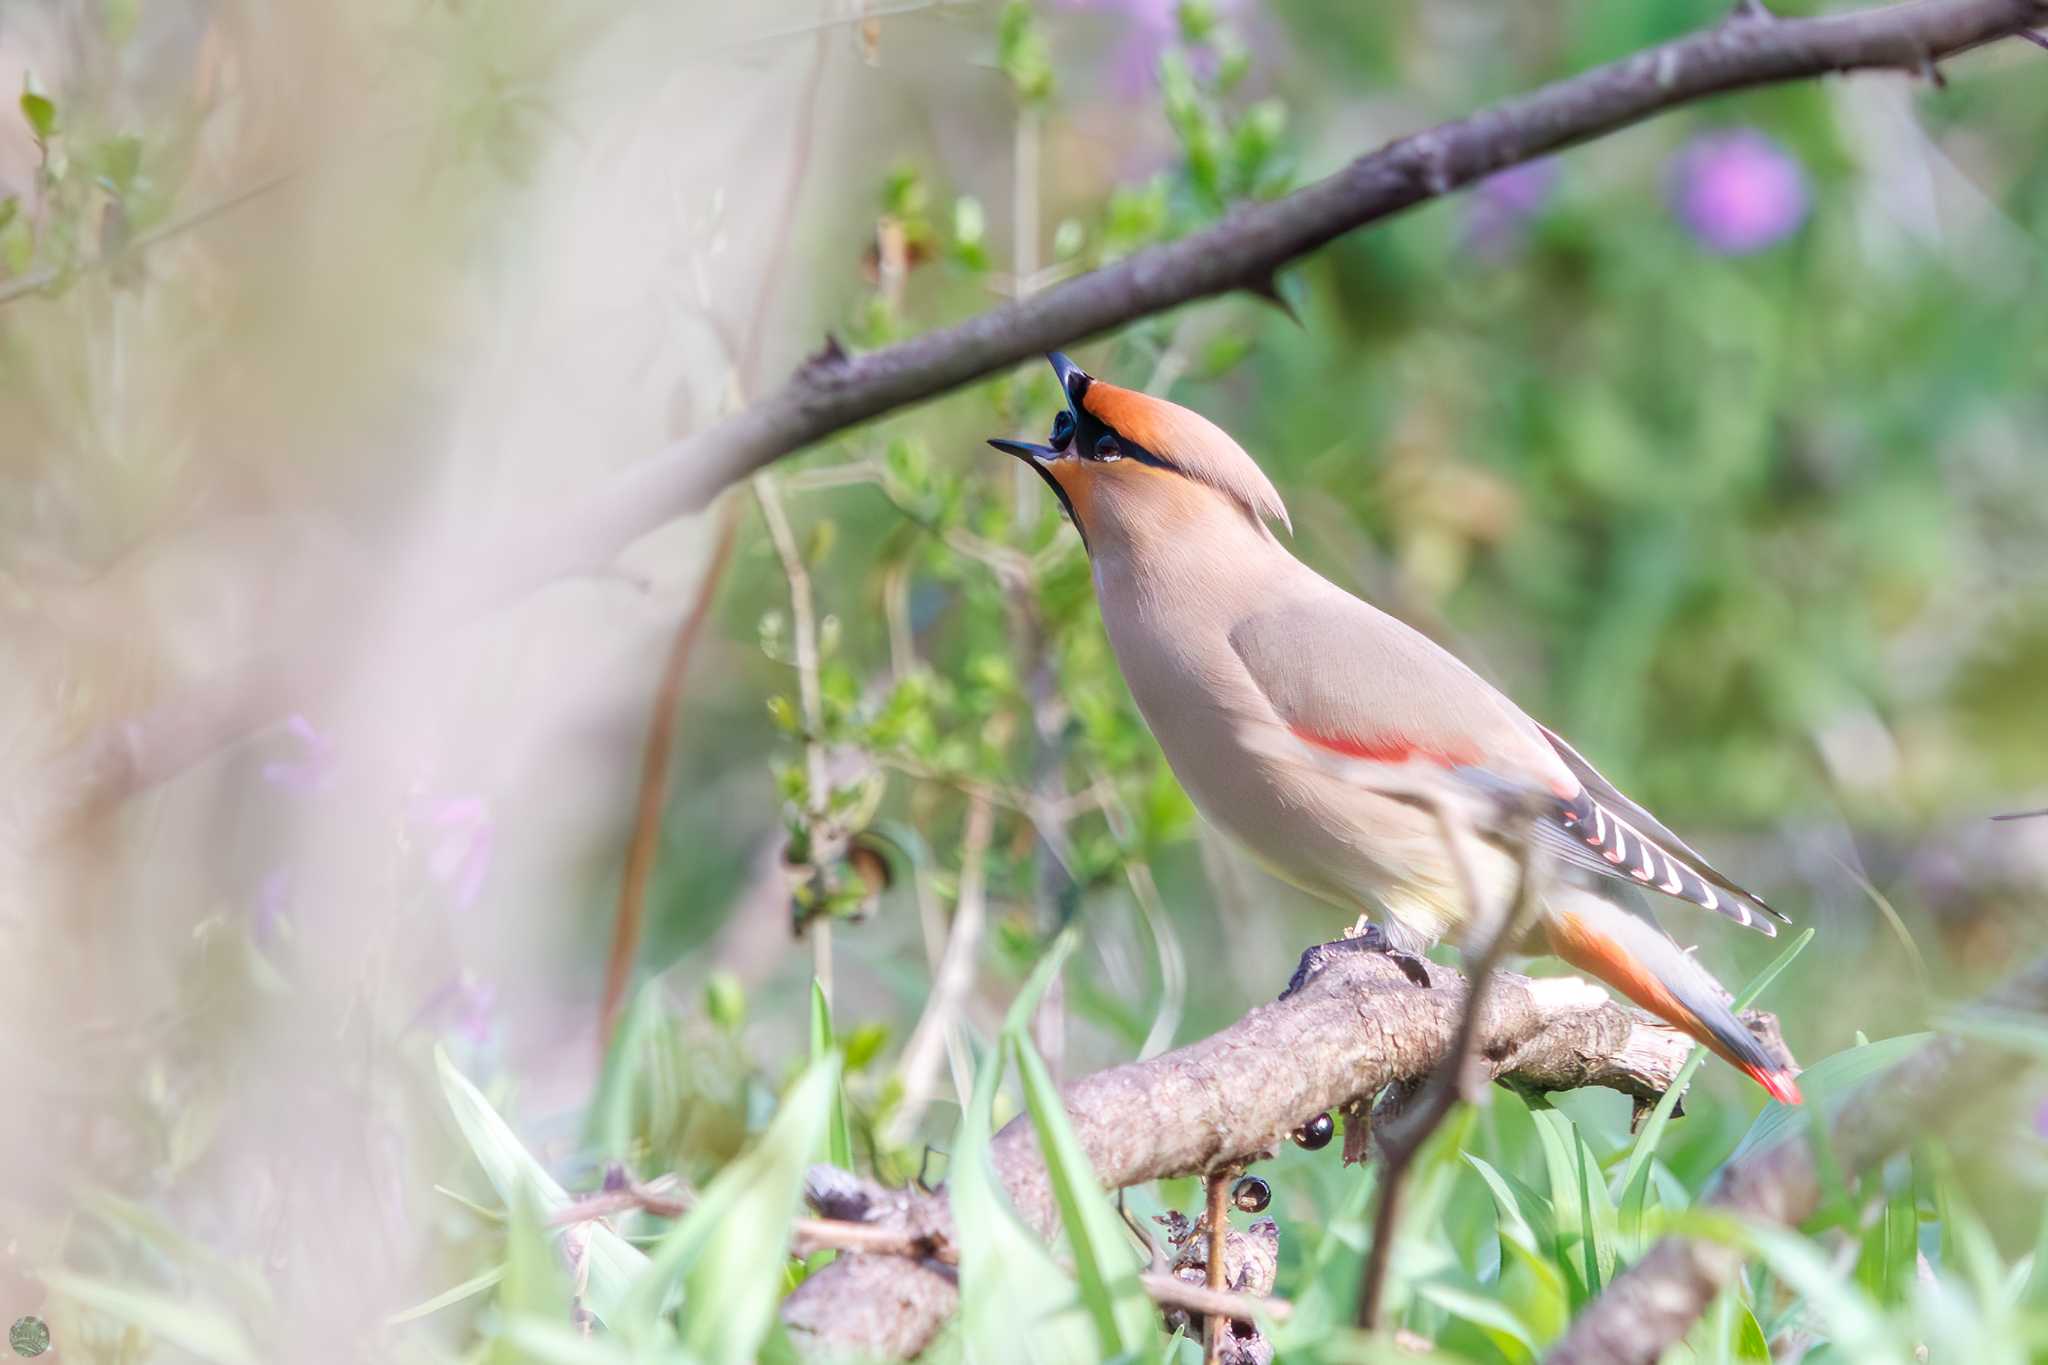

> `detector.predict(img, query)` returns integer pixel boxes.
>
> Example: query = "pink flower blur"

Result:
[1669,128,1809,255]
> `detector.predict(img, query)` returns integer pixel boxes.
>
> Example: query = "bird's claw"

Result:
[1281,922,1433,998]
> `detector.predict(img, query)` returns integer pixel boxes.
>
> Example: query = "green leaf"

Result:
[996,0,1052,103]
[1728,1033,1933,1164]
[96,134,142,194]
[586,981,661,1161]
[75,1185,272,1315]
[1536,1109,1615,1299]
[1002,927,1079,1037]
[627,1055,839,1362]
[811,979,855,1170]
[1616,927,1814,1236]
[952,928,1099,1364]
[1464,1154,1568,1344]
[1679,1212,1905,1365]
[1007,1029,1154,1354]
[495,1318,640,1365]
[1731,1301,1772,1362]
[435,1048,651,1324]
[41,1272,258,1365]
[1415,1279,1535,1364]
[387,1267,505,1326]
[19,89,56,142]
[2022,1199,2048,1310]
[1936,1007,2048,1062]
[494,1186,573,1362]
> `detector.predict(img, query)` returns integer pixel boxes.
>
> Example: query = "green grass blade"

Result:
[1728,1033,1932,1164]
[387,1267,506,1326]
[1003,927,1081,1036]
[1464,1154,1568,1344]
[811,978,855,1170]
[1935,1007,2048,1062]
[1415,1279,1536,1364]
[495,1318,640,1365]
[585,981,662,1162]
[952,927,1100,1363]
[74,1184,274,1315]
[1008,1028,1154,1354]
[1676,1211,1906,1365]
[493,1185,573,1364]
[41,1272,259,1365]
[436,1047,651,1324]
[1616,927,1814,1210]
[1527,1107,1584,1301]
[626,1055,840,1362]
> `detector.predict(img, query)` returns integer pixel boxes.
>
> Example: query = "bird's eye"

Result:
[1093,433,1120,461]
[1049,410,1075,449]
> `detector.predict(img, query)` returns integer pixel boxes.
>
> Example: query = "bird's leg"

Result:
[1282,919,1433,998]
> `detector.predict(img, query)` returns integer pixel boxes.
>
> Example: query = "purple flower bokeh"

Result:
[409,971,498,1046]
[414,794,495,912]
[262,714,337,794]
[1465,158,1558,259]
[1057,0,1242,94]
[1668,129,1809,255]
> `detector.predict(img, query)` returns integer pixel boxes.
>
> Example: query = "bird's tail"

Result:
[1542,890,1801,1105]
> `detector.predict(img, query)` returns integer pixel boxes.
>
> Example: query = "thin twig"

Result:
[598,497,743,1052]
[1356,795,1548,1332]
[551,1170,1295,1327]
[887,792,996,1144]
[1203,1167,1232,1365]
[754,468,836,999]
[0,165,303,307]
[1140,1271,1292,1327]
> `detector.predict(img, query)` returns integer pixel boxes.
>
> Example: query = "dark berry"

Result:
[1293,1112,1335,1150]
[1231,1175,1271,1213]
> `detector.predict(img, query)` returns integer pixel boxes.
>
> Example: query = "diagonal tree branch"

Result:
[779,944,1727,1359]
[23,0,2046,840]
[1546,952,2048,1365]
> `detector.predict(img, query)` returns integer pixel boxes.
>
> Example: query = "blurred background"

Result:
[3,0,2046,1360]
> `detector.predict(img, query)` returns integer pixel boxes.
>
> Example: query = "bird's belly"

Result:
[1118,663,1452,941]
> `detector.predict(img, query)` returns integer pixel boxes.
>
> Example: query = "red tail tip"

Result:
[1748,1067,1803,1106]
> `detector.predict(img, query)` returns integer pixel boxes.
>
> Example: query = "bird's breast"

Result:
[1093,565,1433,920]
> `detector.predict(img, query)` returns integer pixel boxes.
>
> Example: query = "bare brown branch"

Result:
[27,0,2048,840]
[782,943,1711,1358]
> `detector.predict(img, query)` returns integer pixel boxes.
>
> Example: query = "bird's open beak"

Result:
[986,437,1059,463]
[1047,350,1090,415]
[984,351,1092,464]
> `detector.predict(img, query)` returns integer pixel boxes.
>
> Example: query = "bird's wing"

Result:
[1228,590,1785,937]
[1530,723,1789,934]
[1227,592,1576,796]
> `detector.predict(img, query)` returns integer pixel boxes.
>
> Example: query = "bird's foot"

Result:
[1282,921,1433,998]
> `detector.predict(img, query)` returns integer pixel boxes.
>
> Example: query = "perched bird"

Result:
[990,353,1800,1104]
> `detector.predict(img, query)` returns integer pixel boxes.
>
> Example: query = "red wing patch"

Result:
[1288,724,1482,769]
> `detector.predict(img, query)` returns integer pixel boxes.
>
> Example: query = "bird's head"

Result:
[987,352,1289,551]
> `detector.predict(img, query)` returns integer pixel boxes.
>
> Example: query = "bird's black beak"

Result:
[1047,350,1090,415]
[987,437,1059,464]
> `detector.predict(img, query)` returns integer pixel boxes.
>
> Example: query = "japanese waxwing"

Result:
[989,352,1799,1103]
